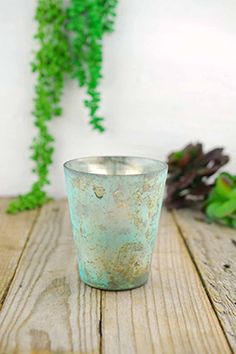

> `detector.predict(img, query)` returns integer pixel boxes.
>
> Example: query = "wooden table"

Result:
[0,198,235,354]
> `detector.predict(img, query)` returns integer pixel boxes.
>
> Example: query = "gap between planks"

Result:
[172,211,232,350]
[0,199,233,354]
[0,200,101,354]
[173,209,236,353]
[100,211,231,354]
[0,198,39,310]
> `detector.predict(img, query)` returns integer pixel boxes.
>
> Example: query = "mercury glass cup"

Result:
[64,156,167,291]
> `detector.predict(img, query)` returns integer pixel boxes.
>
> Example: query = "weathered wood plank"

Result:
[101,211,231,354]
[0,200,101,354]
[0,198,38,309]
[174,209,236,352]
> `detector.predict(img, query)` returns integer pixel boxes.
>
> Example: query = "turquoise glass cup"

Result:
[64,156,167,290]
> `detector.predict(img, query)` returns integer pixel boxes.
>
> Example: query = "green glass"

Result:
[64,156,167,290]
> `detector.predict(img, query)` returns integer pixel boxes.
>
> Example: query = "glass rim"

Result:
[63,156,168,177]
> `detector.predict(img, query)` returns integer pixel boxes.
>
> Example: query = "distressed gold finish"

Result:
[64,156,167,290]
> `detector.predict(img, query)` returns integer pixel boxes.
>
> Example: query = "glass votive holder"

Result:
[64,156,167,290]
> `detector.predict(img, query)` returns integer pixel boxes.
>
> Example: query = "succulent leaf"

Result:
[205,172,236,228]
[165,143,229,210]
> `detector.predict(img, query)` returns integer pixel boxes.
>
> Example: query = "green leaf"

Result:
[206,202,221,219]
[204,172,236,228]
[213,198,236,218]
[215,174,233,199]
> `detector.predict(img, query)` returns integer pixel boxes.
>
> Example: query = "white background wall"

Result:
[0,0,235,197]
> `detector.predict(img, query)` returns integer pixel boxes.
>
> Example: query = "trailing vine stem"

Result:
[7,0,118,213]
[7,0,70,213]
[67,0,118,132]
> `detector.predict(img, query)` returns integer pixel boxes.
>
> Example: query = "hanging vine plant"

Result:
[7,0,70,213]
[68,0,118,132]
[7,0,118,214]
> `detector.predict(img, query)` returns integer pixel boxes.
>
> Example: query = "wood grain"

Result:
[101,211,231,354]
[0,200,233,354]
[0,198,38,309]
[174,209,236,352]
[0,200,101,354]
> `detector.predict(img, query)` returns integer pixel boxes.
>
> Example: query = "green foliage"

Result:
[7,0,118,214]
[7,0,70,214]
[67,0,118,132]
[205,173,236,228]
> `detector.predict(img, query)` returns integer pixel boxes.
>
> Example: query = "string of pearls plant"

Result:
[68,0,118,132]
[7,0,118,214]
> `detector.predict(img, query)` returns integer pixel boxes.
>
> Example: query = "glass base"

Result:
[80,277,148,291]
[78,261,150,290]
